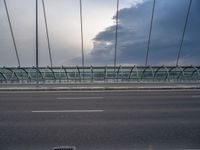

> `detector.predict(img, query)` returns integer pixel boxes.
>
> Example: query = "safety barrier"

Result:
[0,66,199,83]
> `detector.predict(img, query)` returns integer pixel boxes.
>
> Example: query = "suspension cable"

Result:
[42,0,53,68]
[36,0,39,85]
[79,0,84,68]
[114,0,119,74]
[3,0,21,67]
[176,0,192,66]
[145,0,156,66]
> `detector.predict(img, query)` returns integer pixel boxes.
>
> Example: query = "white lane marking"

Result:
[192,95,200,98]
[56,97,104,100]
[32,110,104,113]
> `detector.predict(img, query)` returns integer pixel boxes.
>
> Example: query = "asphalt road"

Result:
[0,90,200,150]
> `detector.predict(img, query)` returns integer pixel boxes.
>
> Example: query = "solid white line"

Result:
[32,110,104,113]
[56,97,104,100]
[192,95,200,98]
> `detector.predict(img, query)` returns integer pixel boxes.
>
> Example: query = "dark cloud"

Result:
[1,0,200,67]
[80,0,200,66]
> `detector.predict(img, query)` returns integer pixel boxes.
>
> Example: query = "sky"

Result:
[0,0,199,67]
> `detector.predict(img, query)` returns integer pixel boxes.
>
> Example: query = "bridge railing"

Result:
[0,66,199,84]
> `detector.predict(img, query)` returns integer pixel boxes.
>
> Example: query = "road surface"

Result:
[0,90,200,150]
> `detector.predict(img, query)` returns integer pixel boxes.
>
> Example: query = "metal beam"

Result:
[166,66,177,81]
[176,66,184,81]
[48,67,56,81]
[191,66,200,79]
[104,65,107,82]
[33,67,44,80]
[91,65,93,82]
[129,65,135,80]
[153,66,163,81]
[62,66,69,82]
[117,65,121,81]
[4,68,19,82]
[76,66,81,81]
[0,71,7,82]
[163,66,169,82]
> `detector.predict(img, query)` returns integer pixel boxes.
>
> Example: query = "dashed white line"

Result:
[192,95,200,98]
[32,110,104,113]
[56,97,104,100]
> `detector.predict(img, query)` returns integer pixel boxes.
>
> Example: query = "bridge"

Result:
[0,1,200,150]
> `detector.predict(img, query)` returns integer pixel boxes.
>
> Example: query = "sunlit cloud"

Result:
[0,0,199,67]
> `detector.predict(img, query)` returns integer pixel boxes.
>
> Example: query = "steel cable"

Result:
[176,0,192,66]
[42,0,53,67]
[114,0,119,74]
[79,0,84,68]
[145,0,156,66]
[3,0,21,67]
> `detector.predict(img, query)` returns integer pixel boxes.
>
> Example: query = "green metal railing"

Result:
[0,66,199,83]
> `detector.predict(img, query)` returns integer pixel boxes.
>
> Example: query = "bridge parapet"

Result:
[0,66,199,83]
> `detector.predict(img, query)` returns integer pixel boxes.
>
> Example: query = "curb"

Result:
[0,86,200,91]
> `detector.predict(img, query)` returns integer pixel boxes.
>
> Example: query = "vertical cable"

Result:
[42,0,53,68]
[3,0,21,67]
[36,0,39,85]
[176,0,192,66]
[114,0,119,74]
[79,0,84,81]
[145,0,156,66]
[79,0,84,68]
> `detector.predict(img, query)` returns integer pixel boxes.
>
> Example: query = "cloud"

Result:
[72,0,200,66]
[0,0,199,67]
[0,0,85,67]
